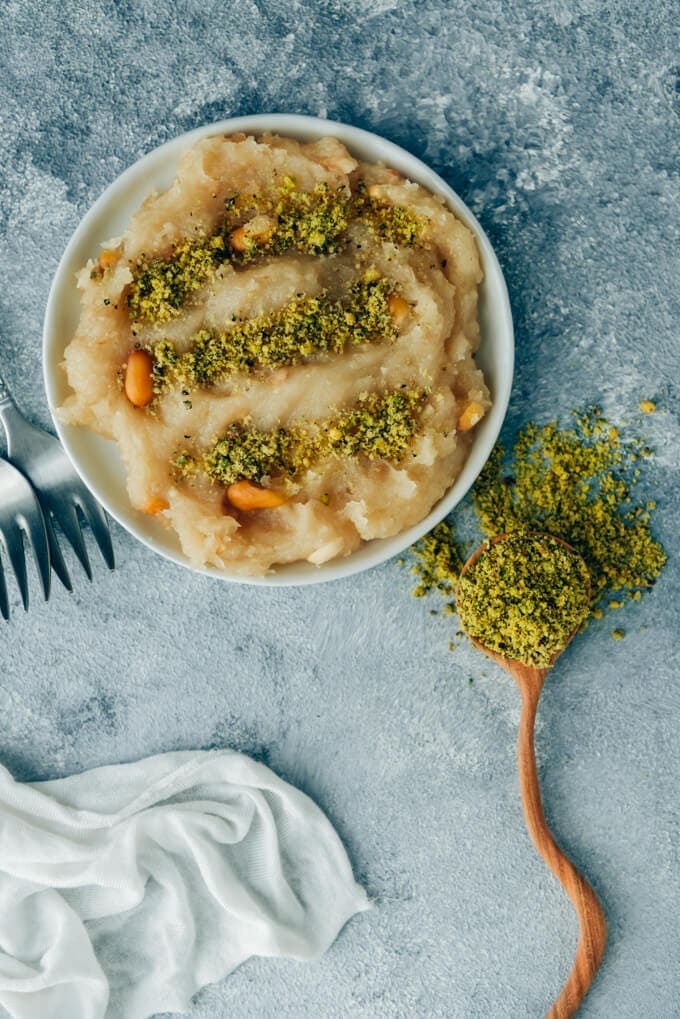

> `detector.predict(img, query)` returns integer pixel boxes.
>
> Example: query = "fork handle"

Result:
[0,369,15,408]
[0,370,15,450]
[0,372,26,456]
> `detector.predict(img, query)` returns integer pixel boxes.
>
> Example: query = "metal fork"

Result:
[0,369,114,590]
[0,457,51,618]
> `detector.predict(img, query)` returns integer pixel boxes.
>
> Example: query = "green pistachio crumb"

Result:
[410,522,465,598]
[127,179,426,324]
[149,273,398,393]
[174,387,425,486]
[128,236,225,324]
[355,184,424,246]
[472,409,667,606]
[408,405,666,652]
[456,533,591,668]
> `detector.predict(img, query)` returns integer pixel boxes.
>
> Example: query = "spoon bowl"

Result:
[457,532,607,1018]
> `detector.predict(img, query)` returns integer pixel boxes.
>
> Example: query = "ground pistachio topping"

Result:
[456,533,591,668]
[229,177,425,261]
[127,235,226,325]
[231,178,352,261]
[409,405,667,648]
[148,272,400,394]
[354,181,423,246]
[173,387,425,486]
[125,178,426,325]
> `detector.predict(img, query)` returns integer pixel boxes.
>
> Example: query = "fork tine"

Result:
[57,502,92,581]
[3,526,29,610]
[20,509,51,602]
[78,496,115,570]
[44,512,72,592]
[0,554,8,620]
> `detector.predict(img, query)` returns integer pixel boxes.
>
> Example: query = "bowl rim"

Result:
[43,113,514,586]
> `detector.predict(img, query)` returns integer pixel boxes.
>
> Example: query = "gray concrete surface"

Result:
[0,1,678,1016]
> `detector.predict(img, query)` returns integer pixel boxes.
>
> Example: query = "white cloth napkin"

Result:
[0,750,370,1019]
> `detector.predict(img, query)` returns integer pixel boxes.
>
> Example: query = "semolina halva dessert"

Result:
[60,132,490,575]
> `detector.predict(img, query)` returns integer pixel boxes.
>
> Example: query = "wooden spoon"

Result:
[457,533,607,1018]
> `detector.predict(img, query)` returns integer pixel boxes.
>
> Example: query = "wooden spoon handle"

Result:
[517,676,607,1017]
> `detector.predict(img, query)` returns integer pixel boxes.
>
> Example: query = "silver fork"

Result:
[0,370,114,590]
[0,457,51,618]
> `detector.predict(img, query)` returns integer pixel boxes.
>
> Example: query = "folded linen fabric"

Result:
[0,749,370,1019]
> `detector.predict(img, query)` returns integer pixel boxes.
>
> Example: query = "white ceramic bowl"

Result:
[43,114,514,586]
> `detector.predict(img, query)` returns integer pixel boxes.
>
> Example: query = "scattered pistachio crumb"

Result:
[407,406,666,659]
[410,522,465,598]
[611,629,625,640]
[639,400,656,414]
[471,409,666,609]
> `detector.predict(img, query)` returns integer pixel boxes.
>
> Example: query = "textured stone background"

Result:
[0,1,678,1016]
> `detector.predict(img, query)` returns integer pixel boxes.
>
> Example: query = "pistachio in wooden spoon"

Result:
[456,531,591,668]
[456,532,606,1019]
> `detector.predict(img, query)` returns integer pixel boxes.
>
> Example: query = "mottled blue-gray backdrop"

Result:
[0,1,678,1017]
